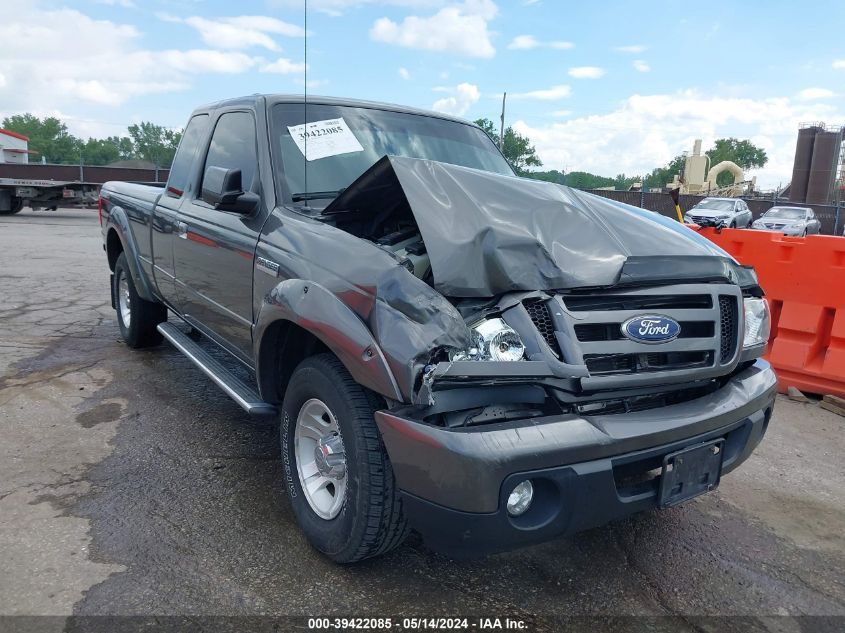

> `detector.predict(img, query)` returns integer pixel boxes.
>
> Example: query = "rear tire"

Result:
[113,252,166,348]
[281,353,408,563]
[0,197,24,215]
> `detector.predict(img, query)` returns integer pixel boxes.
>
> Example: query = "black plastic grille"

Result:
[524,300,559,357]
[584,351,713,376]
[719,296,739,362]
[563,294,712,312]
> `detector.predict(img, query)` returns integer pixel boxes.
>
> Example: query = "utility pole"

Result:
[499,92,506,150]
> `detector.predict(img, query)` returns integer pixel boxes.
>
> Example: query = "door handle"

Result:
[176,221,188,239]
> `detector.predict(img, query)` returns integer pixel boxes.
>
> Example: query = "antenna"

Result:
[302,0,308,195]
[499,92,506,149]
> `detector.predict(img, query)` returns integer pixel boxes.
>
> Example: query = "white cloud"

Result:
[399,67,411,80]
[512,91,843,188]
[633,60,650,73]
[615,44,646,53]
[797,87,835,101]
[370,0,498,58]
[164,15,305,51]
[832,59,845,69]
[260,58,308,74]
[507,34,573,50]
[432,82,480,116]
[0,2,267,112]
[568,66,605,79]
[510,85,571,100]
[508,34,538,49]
[269,0,445,17]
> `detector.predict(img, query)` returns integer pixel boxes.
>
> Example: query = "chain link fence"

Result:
[585,189,843,236]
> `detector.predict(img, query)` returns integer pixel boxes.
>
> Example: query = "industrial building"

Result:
[789,122,845,205]
[0,129,33,164]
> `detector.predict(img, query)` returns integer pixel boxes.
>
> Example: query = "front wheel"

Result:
[281,354,408,563]
[113,252,167,348]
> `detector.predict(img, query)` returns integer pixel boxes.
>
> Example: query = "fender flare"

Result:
[106,204,158,303]
[253,279,403,402]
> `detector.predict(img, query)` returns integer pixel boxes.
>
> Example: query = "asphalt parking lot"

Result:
[1,208,844,631]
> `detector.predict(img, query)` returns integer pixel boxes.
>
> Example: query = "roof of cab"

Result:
[191,94,478,128]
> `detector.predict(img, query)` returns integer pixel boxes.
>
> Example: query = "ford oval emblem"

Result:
[621,314,681,344]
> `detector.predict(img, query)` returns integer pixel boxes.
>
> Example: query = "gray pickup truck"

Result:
[100,94,777,562]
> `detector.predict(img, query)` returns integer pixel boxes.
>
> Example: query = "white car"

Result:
[685,198,753,228]
[752,206,821,236]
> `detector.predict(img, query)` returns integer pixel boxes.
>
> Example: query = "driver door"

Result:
[173,109,266,363]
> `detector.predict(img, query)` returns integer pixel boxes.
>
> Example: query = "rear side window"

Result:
[202,111,258,192]
[166,114,209,198]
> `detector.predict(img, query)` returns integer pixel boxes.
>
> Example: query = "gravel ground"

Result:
[1,208,843,632]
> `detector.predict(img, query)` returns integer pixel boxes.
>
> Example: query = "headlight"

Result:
[743,298,770,348]
[451,317,526,361]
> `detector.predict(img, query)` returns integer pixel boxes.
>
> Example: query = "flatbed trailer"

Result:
[0,177,100,214]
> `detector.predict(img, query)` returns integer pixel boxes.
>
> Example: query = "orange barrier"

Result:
[697,228,845,398]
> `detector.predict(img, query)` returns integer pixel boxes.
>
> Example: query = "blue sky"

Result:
[2,0,844,186]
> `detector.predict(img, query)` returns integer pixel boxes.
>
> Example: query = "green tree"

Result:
[474,118,542,174]
[644,154,686,190]
[128,122,182,168]
[705,138,768,187]
[1,113,81,163]
[523,169,566,185]
[564,171,616,190]
[81,136,135,166]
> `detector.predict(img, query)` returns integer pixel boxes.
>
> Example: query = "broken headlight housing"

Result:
[743,297,770,348]
[451,318,526,362]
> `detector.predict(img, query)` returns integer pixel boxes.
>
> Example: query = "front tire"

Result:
[113,252,166,348]
[281,354,408,563]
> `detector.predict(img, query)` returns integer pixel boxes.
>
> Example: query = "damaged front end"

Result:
[323,155,764,428]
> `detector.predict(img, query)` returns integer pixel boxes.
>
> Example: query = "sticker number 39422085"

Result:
[287,117,364,161]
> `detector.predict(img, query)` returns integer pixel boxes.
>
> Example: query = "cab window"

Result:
[166,114,210,198]
[201,112,258,194]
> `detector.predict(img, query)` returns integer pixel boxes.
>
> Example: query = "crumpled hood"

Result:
[325,155,746,298]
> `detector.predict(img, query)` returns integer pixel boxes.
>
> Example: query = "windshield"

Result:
[271,103,514,200]
[694,199,735,212]
[765,207,806,220]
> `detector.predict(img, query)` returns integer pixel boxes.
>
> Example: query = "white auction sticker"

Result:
[287,117,364,161]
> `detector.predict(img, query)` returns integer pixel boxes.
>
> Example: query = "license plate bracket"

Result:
[658,439,725,508]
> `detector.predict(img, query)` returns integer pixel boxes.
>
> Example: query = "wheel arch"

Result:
[254,279,403,404]
[104,205,157,302]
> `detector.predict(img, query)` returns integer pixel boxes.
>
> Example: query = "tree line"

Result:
[474,117,768,191]
[1,114,183,167]
[3,112,767,189]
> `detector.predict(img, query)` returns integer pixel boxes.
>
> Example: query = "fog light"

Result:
[506,480,534,516]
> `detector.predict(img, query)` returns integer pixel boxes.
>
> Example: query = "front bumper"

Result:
[375,360,777,556]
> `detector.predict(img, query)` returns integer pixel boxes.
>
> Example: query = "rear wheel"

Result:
[281,354,408,563]
[0,197,24,215]
[113,252,167,348]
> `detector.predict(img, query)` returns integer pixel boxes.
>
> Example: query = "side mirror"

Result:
[201,166,258,214]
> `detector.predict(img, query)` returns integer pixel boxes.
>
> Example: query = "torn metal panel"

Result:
[326,156,750,297]
[254,209,469,404]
